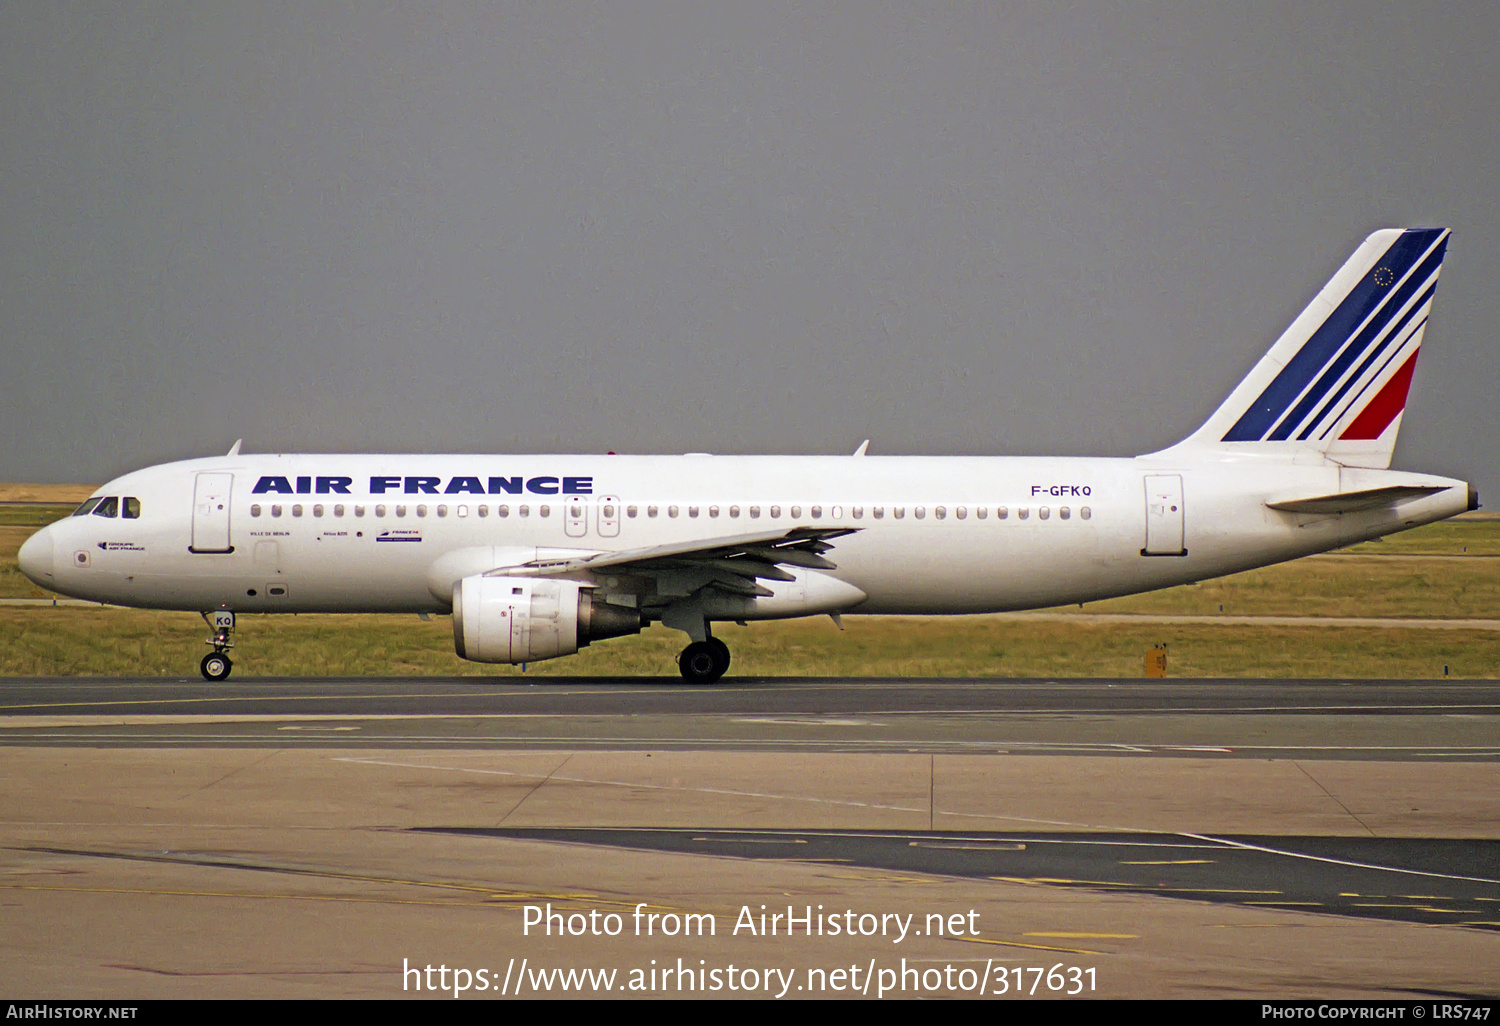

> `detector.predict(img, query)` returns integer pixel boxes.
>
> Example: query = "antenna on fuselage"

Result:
[226,439,242,457]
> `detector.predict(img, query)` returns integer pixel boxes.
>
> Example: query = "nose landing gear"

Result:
[200,609,235,681]
[200,651,232,681]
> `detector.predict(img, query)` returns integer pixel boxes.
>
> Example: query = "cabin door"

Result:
[190,472,234,553]
[1142,474,1186,556]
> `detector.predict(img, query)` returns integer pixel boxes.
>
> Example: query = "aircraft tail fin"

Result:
[1158,228,1449,469]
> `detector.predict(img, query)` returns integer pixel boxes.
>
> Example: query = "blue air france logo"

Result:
[251,475,595,496]
[1223,228,1448,443]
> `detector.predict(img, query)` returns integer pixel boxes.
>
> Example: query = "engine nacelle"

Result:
[452,575,643,664]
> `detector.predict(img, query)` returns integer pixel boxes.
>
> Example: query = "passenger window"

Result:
[914,506,926,520]
[251,504,262,518]
[955,506,967,520]
[997,506,1009,519]
[748,505,760,519]
[728,505,739,518]
[708,506,719,518]
[976,507,987,520]
[873,507,884,519]
[668,506,679,518]
[477,506,488,518]
[933,506,945,520]
[1060,506,1070,520]
[627,505,638,518]
[272,505,283,518]
[1081,506,1092,520]
[852,507,863,519]
[334,504,345,517]
[519,505,530,517]
[416,505,427,517]
[437,505,449,517]
[92,497,119,518]
[647,506,658,518]
[688,507,699,518]
[73,497,102,517]
[1039,506,1050,520]
[123,497,141,519]
[790,505,802,518]
[313,504,324,517]
[769,506,781,518]
[539,505,550,517]
[292,504,303,517]
[375,505,386,517]
[1018,507,1029,520]
[498,505,509,517]
[893,507,904,519]
[810,506,822,518]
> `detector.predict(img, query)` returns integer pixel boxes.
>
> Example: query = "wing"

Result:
[493,525,859,600]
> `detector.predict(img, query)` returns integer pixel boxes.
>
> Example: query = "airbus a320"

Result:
[18,228,1474,682]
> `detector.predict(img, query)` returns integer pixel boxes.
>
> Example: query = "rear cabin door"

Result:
[1142,474,1186,556]
[191,472,234,553]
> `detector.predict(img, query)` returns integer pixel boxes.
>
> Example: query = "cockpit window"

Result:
[73,497,103,517]
[123,497,141,519]
[92,496,119,518]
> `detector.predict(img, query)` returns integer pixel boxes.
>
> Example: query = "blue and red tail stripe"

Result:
[1222,228,1448,442]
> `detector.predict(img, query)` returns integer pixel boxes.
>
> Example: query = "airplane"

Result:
[17,228,1475,683]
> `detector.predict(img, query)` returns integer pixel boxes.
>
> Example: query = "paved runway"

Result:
[2,676,1497,999]
[2,676,1497,759]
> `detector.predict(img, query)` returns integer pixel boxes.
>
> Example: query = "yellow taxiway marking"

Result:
[956,936,1103,956]
[1119,859,1214,865]
[1024,932,1138,940]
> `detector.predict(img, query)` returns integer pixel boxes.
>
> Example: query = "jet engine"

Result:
[452,575,643,664]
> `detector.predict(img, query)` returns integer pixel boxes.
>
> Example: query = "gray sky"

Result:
[3,2,1498,498]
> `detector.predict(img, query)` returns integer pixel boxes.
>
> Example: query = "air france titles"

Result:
[251,475,594,496]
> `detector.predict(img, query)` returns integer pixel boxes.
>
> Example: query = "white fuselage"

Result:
[22,452,1471,617]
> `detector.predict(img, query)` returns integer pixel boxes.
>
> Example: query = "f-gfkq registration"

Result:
[19,229,1476,682]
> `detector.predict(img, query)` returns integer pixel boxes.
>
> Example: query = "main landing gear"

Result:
[678,636,730,684]
[200,609,235,681]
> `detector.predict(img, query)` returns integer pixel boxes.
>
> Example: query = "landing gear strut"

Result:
[678,636,730,684]
[200,609,235,681]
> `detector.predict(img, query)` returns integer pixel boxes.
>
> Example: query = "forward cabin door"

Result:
[1142,474,1186,556]
[190,472,234,553]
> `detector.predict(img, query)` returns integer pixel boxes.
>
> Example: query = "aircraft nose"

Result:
[17,527,56,586]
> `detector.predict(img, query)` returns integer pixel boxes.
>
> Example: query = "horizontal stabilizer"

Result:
[1265,485,1449,515]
